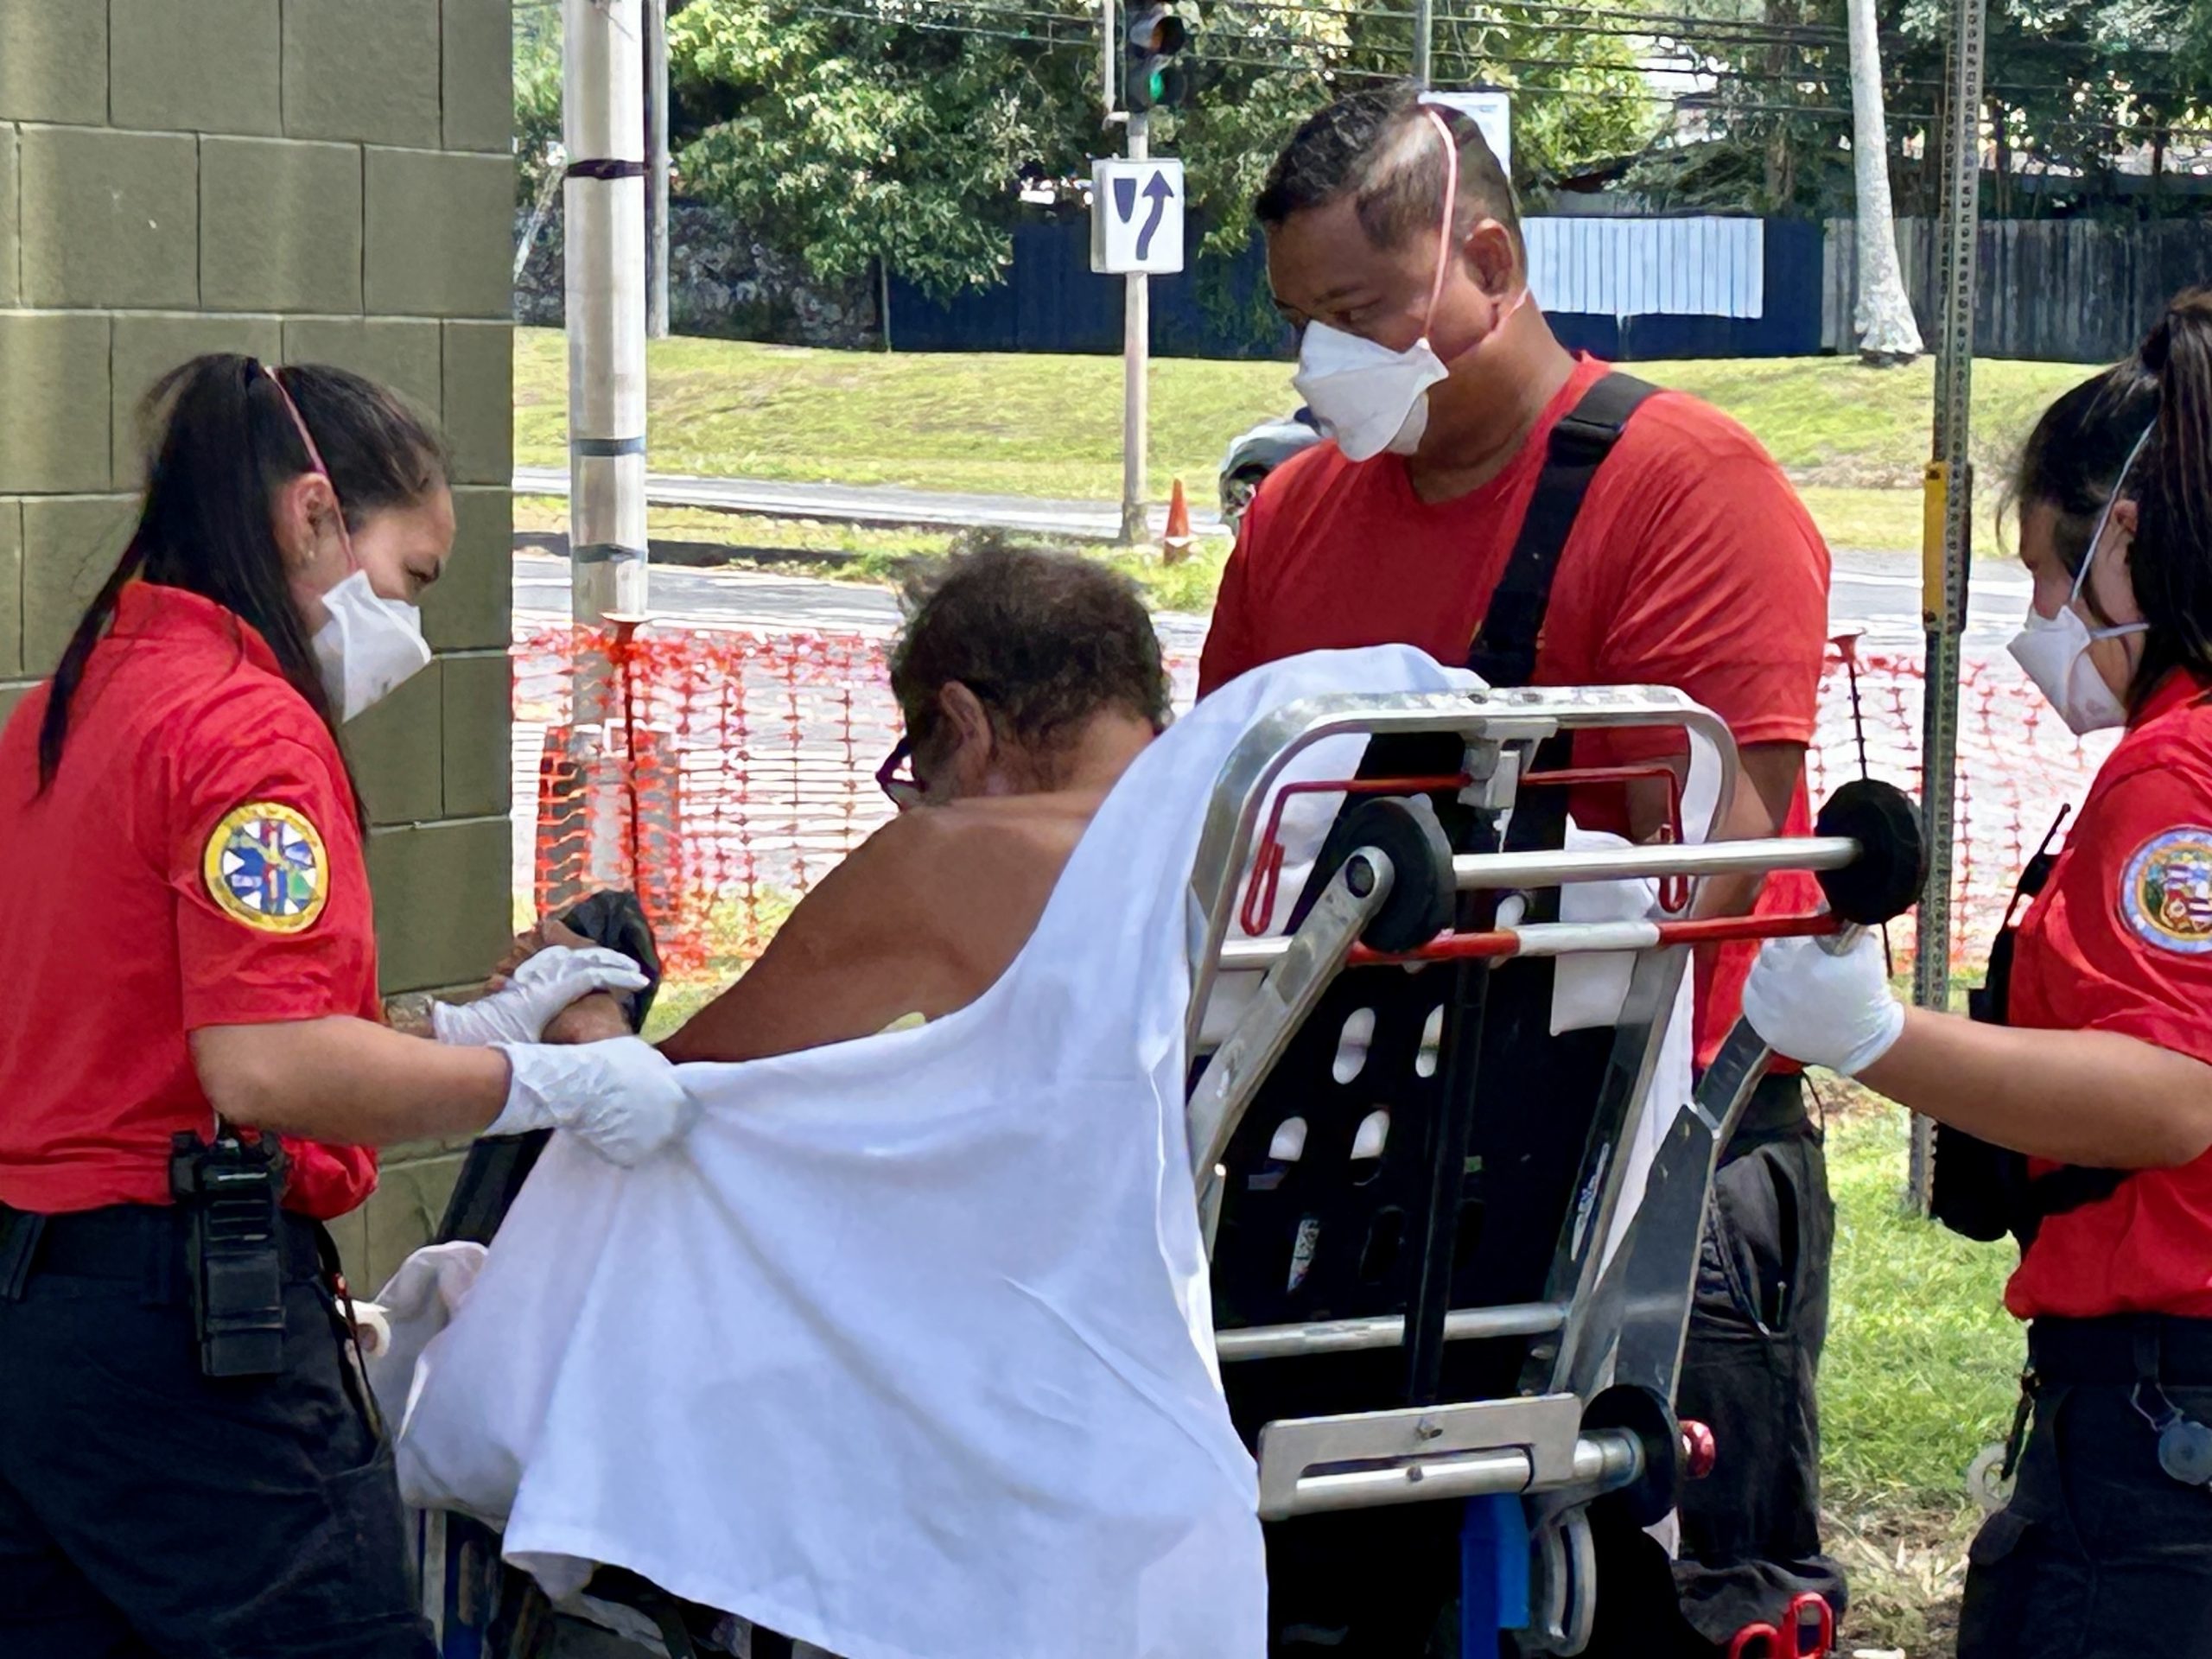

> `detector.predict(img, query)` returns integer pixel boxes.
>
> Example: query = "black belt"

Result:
[2031,1315,2212,1387]
[0,1201,327,1302]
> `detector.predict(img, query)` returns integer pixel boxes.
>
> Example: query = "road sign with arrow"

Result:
[1090,158,1185,276]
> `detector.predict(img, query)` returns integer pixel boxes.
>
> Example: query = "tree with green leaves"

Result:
[1637,0,2212,219]
[667,0,1097,298]
[659,0,1672,301]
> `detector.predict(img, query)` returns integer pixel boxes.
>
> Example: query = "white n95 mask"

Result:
[2007,603,2144,736]
[1294,324,1451,462]
[2005,423,2153,735]
[313,569,432,722]
[1291,105,1464,465]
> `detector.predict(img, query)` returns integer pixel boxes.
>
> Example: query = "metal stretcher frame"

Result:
[412,683,1847,1659]
[1179,684,1824,1571]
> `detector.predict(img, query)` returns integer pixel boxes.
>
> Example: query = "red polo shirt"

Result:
[1200,354,1833,1064]
[0,583,380,1218]
[2005,668,2212,1320]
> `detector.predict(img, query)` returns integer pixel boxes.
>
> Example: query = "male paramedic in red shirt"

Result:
[1198,83,1836,1656]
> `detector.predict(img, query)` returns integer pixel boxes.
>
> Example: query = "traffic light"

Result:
[1123,3,1188,113]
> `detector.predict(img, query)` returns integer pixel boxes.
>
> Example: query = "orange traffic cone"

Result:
[1161,477,1195,565]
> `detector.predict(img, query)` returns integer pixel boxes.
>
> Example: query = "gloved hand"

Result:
[431,945,650,1047]
[485,1037,700,1166]
[1741,931,1907,1077]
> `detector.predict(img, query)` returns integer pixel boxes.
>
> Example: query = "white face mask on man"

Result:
[2006,424,2153,735]
[1291,106,1465,464]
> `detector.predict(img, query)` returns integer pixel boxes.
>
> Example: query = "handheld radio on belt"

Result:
[168,1123,289,1378]
[1930,808,2128,1247]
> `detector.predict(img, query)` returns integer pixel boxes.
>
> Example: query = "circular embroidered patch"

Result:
[202,804,329,934]
[2121,828,2212,956]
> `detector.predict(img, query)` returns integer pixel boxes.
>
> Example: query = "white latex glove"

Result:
[431,945,649,1047]
[359,1242,489,1409]
[1741,931,1906,1077]
[485,1037,699,1166]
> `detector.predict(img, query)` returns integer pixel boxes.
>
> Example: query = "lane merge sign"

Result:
[1091,159,1185,276]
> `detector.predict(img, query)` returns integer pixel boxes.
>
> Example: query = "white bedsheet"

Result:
[395,645,1476,1659]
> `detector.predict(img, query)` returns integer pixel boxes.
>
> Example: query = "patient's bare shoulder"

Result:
[658,789,1100,1064]
[866,790,1102,987]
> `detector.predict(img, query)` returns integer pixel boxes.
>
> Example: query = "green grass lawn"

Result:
[514,328,2089,556]
[1820,1099,2020,1510]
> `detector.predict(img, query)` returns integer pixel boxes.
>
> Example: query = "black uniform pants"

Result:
[1669,1076,1846,1649]
[0,1204,435,1659]
[1958,1317,2212,1659]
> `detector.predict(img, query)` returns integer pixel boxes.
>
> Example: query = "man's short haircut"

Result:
[1254,80,1520,256]
[888,534,1172,752]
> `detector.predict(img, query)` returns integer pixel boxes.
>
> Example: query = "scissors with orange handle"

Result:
[1728,1592,1835,1658]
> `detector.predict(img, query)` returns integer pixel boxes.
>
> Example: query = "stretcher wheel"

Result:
[1584,1383,1680,1529]
[1812,779,1927,926]
[1332,797,1456,953]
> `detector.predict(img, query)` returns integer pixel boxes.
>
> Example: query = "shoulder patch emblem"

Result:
[202,804,329,934]
[2121,828,2212,956]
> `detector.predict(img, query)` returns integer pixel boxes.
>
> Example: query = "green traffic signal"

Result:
[1124,3,1188,113]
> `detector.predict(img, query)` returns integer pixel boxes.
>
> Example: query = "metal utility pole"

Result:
[645,0,671,340]
[1121,108,1151,545]
[563,0,650,671]
[1414,0,1434,86]
[1909,0,1986,1211]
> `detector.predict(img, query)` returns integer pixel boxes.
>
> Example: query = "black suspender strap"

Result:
[1467,372,1661,689]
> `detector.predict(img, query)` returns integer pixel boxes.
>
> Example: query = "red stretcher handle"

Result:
[1345,910,1838,968]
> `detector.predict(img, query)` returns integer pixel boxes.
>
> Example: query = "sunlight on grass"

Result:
[1821,1101,2021,1510]
[640,887,800,1042]
[516,328,2094,557]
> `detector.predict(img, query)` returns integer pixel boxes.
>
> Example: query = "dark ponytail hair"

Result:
[2013,289,2212,706]
[36,355,450,815]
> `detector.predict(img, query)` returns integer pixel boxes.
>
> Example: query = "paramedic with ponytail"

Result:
[0,356,696,1659]
[1744,292,2212,1658]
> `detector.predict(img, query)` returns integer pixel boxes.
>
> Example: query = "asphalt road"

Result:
[513,467,1227,540]
[513,546,2031,666]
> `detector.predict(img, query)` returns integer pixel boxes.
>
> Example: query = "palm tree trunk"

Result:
[1847,0,1923,363]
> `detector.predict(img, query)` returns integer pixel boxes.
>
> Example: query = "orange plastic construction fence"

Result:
[514,624,2112,978]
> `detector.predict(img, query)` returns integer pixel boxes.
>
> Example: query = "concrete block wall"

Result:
[0,0,515,1289]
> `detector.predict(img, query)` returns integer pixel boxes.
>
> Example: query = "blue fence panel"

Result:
[887,214,1824,361]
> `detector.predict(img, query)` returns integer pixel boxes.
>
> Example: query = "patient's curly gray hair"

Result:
[888,533,1173,754]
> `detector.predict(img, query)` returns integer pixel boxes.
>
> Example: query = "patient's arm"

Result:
[658,804,1071,1065]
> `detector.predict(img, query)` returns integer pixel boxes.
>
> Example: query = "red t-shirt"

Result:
[2005,669,2212,1320]
[1199,354,1833,1063]
[0,583,381,1218]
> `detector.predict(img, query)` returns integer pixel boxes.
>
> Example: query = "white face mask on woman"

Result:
[311,569,432,722]
[264,365,433,722]
[2006,423,2153,735]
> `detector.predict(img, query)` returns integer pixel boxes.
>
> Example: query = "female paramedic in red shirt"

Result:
[1744,292,2212,1658]
[0,355,697,1659]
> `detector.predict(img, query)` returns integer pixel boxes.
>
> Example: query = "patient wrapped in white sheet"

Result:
[397,646,1491,1659]
[391,645,1720,1658]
